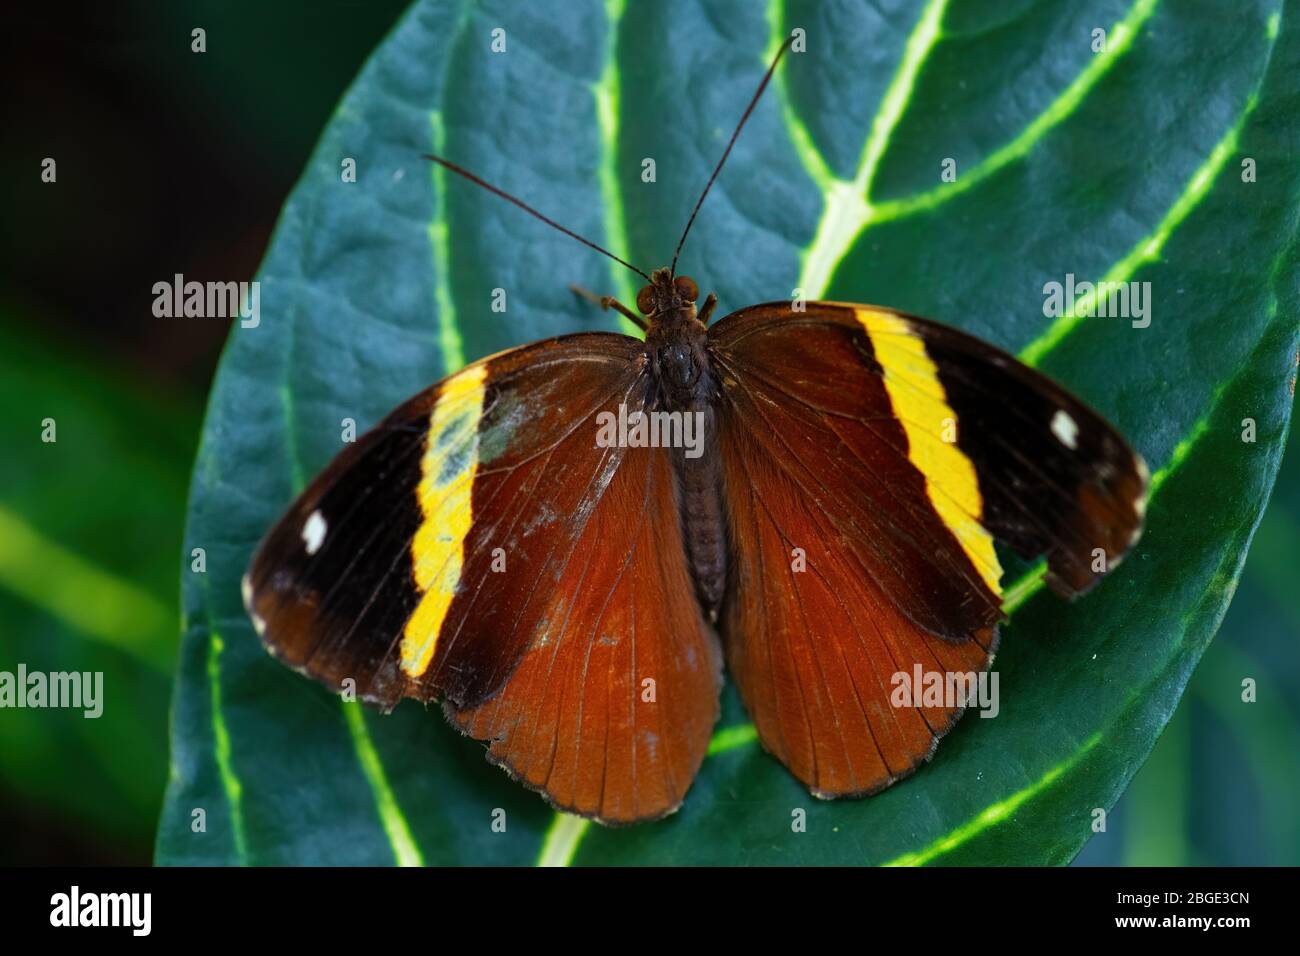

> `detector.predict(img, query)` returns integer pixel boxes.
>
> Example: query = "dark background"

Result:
[0,0,408,864]
[0,1,1295,865]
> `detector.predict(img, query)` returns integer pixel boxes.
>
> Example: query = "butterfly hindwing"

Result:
[706,302,1146,796]
[448,438,722,822]
[245,332,722,822]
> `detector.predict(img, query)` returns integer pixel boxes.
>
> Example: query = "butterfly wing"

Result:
[447,435,722,822]
[707,302,1146,796]
[244,333,721,822]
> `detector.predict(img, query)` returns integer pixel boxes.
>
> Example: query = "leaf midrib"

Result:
[796,0,1162,300]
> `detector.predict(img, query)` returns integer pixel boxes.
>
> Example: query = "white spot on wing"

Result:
[1133,455,1150,520]
[1051,409,1079,450]
[302,510,327,555]
[241,573,267,636]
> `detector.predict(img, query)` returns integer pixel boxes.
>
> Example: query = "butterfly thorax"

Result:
[646,310,713,413]
[640,268,715,414]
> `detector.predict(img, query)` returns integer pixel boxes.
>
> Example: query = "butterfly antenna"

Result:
[423,153,652,282]
[670,35,793,277]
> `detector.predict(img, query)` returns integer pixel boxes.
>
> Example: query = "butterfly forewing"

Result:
[706,302,1146,796]
[245,332,722,822]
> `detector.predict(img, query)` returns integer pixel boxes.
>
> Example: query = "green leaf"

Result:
[157,0,1300,865]
[1077,401,1300,866]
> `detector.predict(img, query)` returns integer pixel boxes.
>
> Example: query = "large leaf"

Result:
[1075,400,1300,866]
[157,0,1300,865]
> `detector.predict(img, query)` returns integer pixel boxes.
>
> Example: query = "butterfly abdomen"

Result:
[673,407,727,621]
[646,309,728,621]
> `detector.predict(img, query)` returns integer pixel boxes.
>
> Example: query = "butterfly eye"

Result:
[636,285,656,314]
[674,276,699,302]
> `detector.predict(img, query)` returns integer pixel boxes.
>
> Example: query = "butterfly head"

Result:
[640,268,711,408]
[636,267,700,323]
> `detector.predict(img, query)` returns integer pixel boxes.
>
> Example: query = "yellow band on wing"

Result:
[400,363,489,678]
[855,309,1003,596]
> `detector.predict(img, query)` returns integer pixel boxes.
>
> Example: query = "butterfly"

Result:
[243,37,1147,824]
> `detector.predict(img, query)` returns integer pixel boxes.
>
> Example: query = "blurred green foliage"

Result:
[0,318,198,863]
[0,0,407,863]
